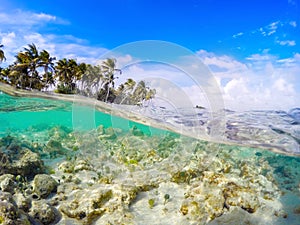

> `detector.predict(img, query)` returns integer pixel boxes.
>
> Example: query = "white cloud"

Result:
[232,32,243,38]
[245,54,277,72]
[0,32,24,63]
[246,53,275,61]
[262,49,270,54]
[273,78,294,94]
[1,32,16,47]
[276,55,300,67]
[0,10,67,28]
[33,12,56,21]
[246,21,292,39]
[268,21,279,30]
[268,30,276,36]
[119,63,194,87]
[258,21,280,37]
[290,21,297,27]
[195,51,300,111]
[0,10,107,66]
[259,27,267,36]
[197,50,247,77]
[0,31,107,66]
[223,77,250,97]
[294,53,300,61]
[53,43,107,63]
[277,40,296,46]
[221,75,297,111]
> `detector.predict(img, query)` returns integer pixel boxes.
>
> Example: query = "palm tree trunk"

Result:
[105,85,110,102]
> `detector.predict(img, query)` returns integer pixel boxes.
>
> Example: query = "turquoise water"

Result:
[0,92,169,136]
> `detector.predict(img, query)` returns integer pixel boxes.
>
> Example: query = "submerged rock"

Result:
[29,199,59,225]
[13,149,45,178]
[0,152,10,175]
[0,174,16,194]
[58,161,74,173]
[96,125,104,135]
[0,146,45,178]
[44,139,66,158]
[74,159,93,172]
[98,127,120,139]
[0,191,30,225]
[48,126,72,140]
[13,192,31,212]
[59,187,112,224]
[130,125,144,136]
[209,206,259,225]
[32,174,58,199]
[223,182,260,213]
[181,183,225,223]
[0,191,19,223]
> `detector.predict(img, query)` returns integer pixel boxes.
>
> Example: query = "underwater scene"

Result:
[0,89,300,225]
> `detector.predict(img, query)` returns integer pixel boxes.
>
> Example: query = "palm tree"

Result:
[13,51,32,89]
[40,50,56,90]
[101,58,121,102]
[90,65,103,93]
[55,58,73,93]
[76,62,87,82]
[24,43,39,60]
[0,44,7,83]
[145,88,156,101]
[129,81,156,105]
[124,78,136,92]
[0,44,6,63]
[118,78,136,104]
[132,81,147,105]
[0,67,10,83]
[80,64,103,96]
[12,43,43,90]
[24,44,40,89]
[55,58,86,94]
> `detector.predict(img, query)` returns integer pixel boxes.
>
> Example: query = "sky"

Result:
[0,0,300,111]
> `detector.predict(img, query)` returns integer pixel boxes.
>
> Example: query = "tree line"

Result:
[0,43,156,105]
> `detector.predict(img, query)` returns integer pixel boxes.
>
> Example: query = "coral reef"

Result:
[0,137,45,178]
[29,200,59,224]
[59,187,112,224]
[0,191,30,225]
[32,174,58,199]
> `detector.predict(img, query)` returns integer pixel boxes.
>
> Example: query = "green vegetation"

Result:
[148,198,155,208]
[0,44,6,63]
[164,194,170,205]
[0,43,156,105]
[55,58,86,94]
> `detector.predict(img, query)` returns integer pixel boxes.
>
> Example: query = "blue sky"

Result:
[0,0,300,110]
[2,0,299,57]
